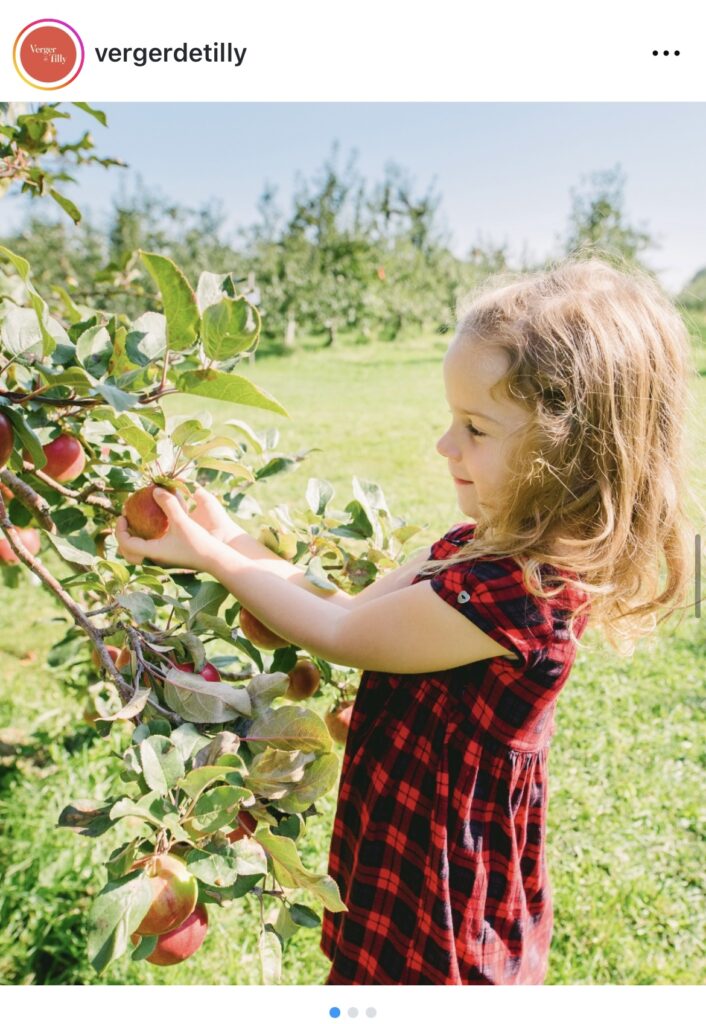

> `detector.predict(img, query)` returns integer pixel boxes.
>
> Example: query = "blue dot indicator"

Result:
[329,1010,341,1020]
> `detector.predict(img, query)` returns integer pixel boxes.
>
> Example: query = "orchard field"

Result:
[1,329,705,985]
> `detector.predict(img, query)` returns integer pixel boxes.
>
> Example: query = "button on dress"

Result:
[320,522,590,984]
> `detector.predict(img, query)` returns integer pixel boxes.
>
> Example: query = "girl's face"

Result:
[436,334,532,519]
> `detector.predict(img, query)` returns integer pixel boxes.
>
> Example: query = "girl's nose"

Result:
[436,429,457,459]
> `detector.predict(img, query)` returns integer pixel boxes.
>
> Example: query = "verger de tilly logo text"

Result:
[13,19,84,89]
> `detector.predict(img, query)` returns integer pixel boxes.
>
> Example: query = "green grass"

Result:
[1,330,704,984]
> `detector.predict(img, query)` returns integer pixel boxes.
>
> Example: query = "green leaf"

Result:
[163,667,252,723]
[201,296,260,361]
[185,846,240,887]
[176,370,288,417]
[189,784,251,835]
[246,706,333,754]
[45,530,97,566]
[98,688,151,722]
[49,188,81,224]
[73,101,108,126]
[87,872,154,974]
[276,753,340,814]
[76,324,112,378]
[139,736,185,795]
[258,925,282,984]
[113,414,157,460]
[248,748,314,800]
[117,592,156,624]
[255,827,347,913]
[304,556,338,593]
[57,800,115,837]
[131,935,157,962]
[179,763,246,801]
[125,312,167,365]
[289,903,322,928]
[139,252,200,351]
[187,581,229,626]
[0,405,45,469]
[92,382,139,412]
[306,478,335,517]
[0,245,57,356]
[169,723,211,764]
[52,508,88,535]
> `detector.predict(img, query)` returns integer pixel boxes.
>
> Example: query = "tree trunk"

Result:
[284,316,297,350]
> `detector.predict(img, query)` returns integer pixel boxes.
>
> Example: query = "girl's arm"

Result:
[115,488,511,674]
[188,484,430,610]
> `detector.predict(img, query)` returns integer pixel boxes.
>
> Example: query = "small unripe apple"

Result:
[131,903,208,966]
[285,658,321,700]
[0,413,13,468]
[40,435,86,482]
[123,484,169,540]
[325,701,354,745]
[130,853,198,937]
[0,527,40,564]
[91,644,121,670]
[172,660,221,682]
[239,607,289,650]
[225,810,258,843]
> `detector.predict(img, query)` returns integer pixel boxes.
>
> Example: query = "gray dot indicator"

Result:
[348,1010,359,1019]
[365,1011,377,1019]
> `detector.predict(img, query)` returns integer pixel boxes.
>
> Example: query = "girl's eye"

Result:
[466,423,485,437]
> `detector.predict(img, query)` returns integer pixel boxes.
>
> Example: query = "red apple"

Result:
[239,607,289,650]
[0,413,13,468]
[171,659,221,682]
[0,527,40,564]
[131,853,199,937]
[40,435,86,482]
[285,658,321,700]
[225,810,257,843]
[123,484,169,541]
[131,904,208,966]
[325,701,354,745]
[91,644,121,671]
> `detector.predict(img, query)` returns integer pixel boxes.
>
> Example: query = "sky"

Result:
[3,102,706,294]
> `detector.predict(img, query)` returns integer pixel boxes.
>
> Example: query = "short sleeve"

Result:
[428,553,552,670]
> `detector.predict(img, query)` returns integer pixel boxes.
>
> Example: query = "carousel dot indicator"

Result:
[329,1010,341,1020]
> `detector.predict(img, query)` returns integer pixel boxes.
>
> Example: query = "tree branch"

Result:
[0,491,132,703]
[0,468,56,532]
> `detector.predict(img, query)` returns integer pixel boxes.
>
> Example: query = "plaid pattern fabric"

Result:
[320,522,590,984]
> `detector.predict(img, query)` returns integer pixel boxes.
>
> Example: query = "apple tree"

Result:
[0,104,425,982]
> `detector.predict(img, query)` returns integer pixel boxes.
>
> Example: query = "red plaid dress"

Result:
[320,522,590,985]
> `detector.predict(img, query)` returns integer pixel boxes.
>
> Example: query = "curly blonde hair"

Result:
[416,251,704,658]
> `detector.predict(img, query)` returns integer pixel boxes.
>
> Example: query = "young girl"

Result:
[115,255,699,985]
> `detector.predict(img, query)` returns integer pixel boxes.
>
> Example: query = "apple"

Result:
[171,660,221,682]
[239,607,289,650]
[123,484,169,540]
[0,413,13,468]
[39,435,86,482]
[131,904,208,966]
[116,647,132,671]
[91,644,121,671]
[325,701,354,745]
[285,658,320,700]
[131,853,199,936]
[0,527,40,564]
[225,810,257,843]
[0,482,13,502]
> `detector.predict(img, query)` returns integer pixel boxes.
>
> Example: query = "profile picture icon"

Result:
[13,19,84,90]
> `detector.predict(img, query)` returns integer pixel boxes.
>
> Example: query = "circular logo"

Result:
[13,20,84,90]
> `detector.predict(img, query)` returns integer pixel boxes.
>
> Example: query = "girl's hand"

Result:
[186,485,247,545]
[115,487,221,571]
